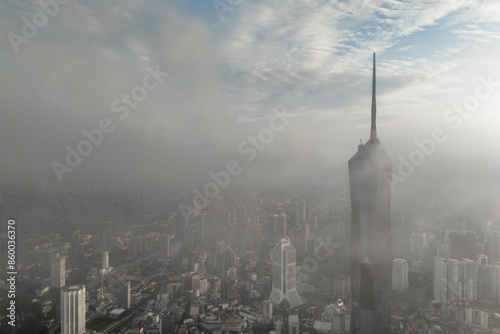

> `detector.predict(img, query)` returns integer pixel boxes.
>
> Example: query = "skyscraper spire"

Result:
[370,52,377,141]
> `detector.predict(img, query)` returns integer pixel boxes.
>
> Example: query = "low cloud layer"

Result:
[1,0,500,199]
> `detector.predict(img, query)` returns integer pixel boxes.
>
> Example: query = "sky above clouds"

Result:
[1,0,500,200]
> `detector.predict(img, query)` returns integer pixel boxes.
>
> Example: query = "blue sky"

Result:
[1,0,500,196]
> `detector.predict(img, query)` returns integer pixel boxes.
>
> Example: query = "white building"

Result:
[288,314,299,334]
[102,251,109,270]
[51,252,65,288]
[434,257,478,302]
[392,258,408,293]
[269,237,302,308]
[61,285,85,334]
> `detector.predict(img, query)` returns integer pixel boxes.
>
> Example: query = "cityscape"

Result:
[1,1,500,334]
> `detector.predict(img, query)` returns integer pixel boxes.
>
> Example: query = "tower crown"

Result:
[370,52,377,141]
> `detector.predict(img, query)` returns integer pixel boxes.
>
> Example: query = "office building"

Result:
[487,264,500,305]
[485,231,500,264]
[51,252,66,288]
[392,258,409,293]
[348,53,392,333]
[263,299,273,324]
[434,257,478,302]
[160,312,176,334]
[273,212,287,243]
[289,314,299,334]
[102,251,109,270]
[117,281,131,309]
[61,285,85,334]
[269,237,302,308]
[160,235,171,259]
[434,257,447,301]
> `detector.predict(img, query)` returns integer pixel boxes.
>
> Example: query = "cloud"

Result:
[1,0,500,197]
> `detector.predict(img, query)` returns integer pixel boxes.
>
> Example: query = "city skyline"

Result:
[2,1,500,333]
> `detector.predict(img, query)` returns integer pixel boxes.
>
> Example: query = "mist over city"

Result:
[1,1,500,333]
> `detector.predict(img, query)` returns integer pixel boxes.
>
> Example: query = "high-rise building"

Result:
[61,285,85,334]
[434,257,447,301]
[117,281,131,309]
[273,212,287,243]
[269,237,302,308]
[449,231,477,261]
[409,232,436,257]
[433,257,478,302]
[160,312,176,334]
[51,252,66,288]
[296,199,306,226]
[263,299,273,324]
[221,278,230,302]
[392,258,409,293]
[160,235,171,259]
[462,258,478,301]
[348,53,392,333]
[446,259,462,300]
[485,231,500,264]
[102,251,109,270]
[486,264,500,305]
[199,278,208,294]
[289,314,300,334]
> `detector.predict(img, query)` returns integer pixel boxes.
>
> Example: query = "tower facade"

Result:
[348,53,392,333]
[102,251,109,270]
[392,258,408,293]
[61,285,86,334]
[160,312,176,334]
[51,252,66,288]
[269,237,302,308]
[118,281,131,309]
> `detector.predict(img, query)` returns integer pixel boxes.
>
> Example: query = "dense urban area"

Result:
[0,184,499,334]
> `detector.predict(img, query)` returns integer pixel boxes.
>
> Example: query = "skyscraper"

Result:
[485,231,500,264]
[160,235,171,259]
[434,257,447,301]
[269,237,302,308]
[61,285,86,334]
[392,258,409,293]
[51,252,66,288]
[348,53,392,333]
[102,251,109,270]
[118,281,131,309]
[263,299,273,324]
[273,212,287,242]
[433,257,478,302]
[160,312,176,334]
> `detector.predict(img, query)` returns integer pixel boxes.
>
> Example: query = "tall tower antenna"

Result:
[370,52,377,141]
